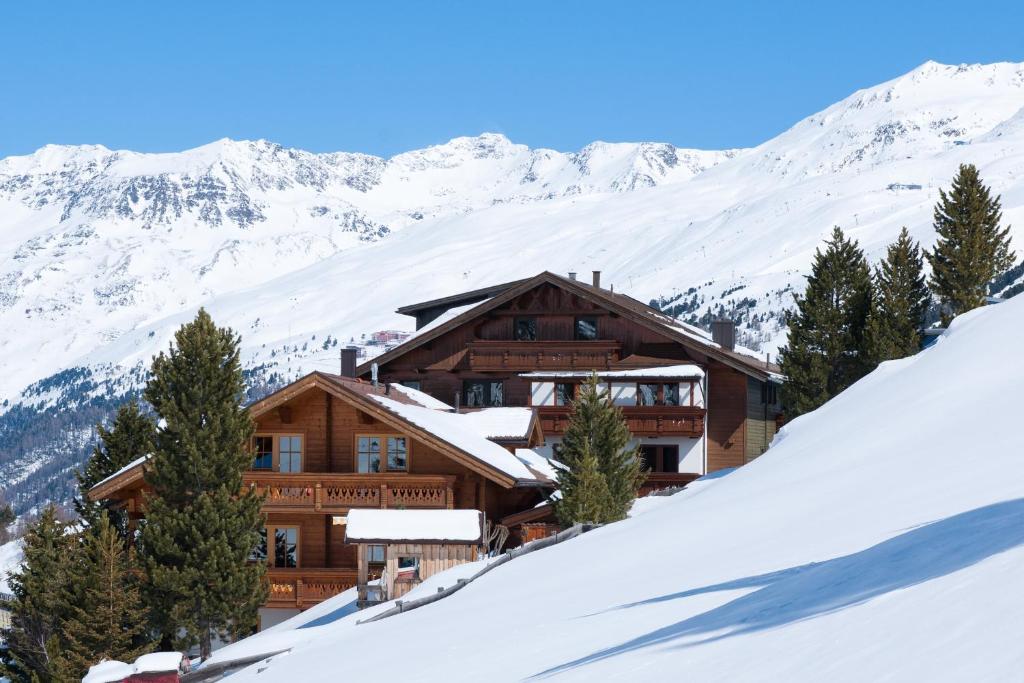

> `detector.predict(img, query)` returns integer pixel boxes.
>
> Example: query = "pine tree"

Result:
[1,506,74,683]
[779,226,873,417]
[926,163,1015,324]
[139,309,266,659]
[555,444,611,526]
[76,400,155,535]
[52,515,152,680]
[0,501,15,545]
[555,375,643,525]
[865,227,931,362]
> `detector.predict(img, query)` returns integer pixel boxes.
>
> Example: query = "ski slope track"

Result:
[2,60,1024,512]
[219,280,1024,682]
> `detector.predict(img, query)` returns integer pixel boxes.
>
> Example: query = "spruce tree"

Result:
[76,400,155,535]
[140,309,266,659]
[1,506,73,683]
[779,226,873,417]
[555,444,611,526]
[865,227,931,362]
[555,375,643,525]
[926,164,1015,324]
[53,515,152,680]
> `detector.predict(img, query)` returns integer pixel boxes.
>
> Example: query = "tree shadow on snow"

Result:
[531,498,1024,679]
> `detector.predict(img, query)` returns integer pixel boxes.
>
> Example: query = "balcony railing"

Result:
[244,473,456,512]
[265,567,358,609]
[466,340,621,371]
[639,473,701,496]
[537,405,705,437]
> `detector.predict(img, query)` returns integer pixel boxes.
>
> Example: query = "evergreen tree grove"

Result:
[54,515,152,680]
[555,375,643,525]
[865,227,931,362]
[778,226,873,418]
[926,163,1015,324]
[140,309,266,659]
[76,399,155,535]
[0,506,74,683]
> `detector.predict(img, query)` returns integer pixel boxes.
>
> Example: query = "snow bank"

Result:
[225,295,1024,682]
[132,652,185,673]
[345,509,483,543]
[82,660,133,683]
[454,407,534,439]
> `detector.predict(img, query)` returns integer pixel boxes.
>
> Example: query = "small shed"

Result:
[83,652,190,683]
[345,509,484,607]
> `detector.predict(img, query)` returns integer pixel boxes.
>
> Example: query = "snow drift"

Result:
[221,295,1024,682]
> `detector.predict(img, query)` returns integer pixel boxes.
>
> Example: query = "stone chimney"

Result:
[592,270,601,288]
[340,347,358,377]
[711,319,736,351]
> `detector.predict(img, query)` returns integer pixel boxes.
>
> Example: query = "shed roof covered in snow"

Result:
[345,509,484,544]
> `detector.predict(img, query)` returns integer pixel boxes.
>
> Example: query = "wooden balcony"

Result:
[537,405,705,437]
[466,340,621,371]
[265,567,358,609]
[245,473,456,513]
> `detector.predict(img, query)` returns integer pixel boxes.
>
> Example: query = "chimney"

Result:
[568,272,577,281]
[711,319,736,351]
[592,270,601,288]
[340,347,357,377]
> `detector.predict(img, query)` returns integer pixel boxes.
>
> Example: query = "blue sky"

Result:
[1,1,1022,158]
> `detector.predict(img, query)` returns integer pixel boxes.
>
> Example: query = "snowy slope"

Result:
[3,60,1024,512]
[220,281,1024,682]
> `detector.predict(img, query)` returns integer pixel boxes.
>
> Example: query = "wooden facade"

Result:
[89,373,552,624]
[361,272,784,483]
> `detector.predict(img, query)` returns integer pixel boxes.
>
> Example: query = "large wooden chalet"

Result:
[89,373,554,630]
[361,270,783,484]
[89,270,783,631]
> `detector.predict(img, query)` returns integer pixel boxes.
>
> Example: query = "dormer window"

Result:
[574,316,598,341]
[514,316,537,341]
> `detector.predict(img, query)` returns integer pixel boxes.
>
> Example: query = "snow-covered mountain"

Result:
[211,289,1024,682]
[2,60,1024,513]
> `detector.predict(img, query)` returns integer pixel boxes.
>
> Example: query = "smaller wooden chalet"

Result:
[346,508,484,607]
[89,371,554,630]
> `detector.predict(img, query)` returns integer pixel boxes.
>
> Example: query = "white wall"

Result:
[610,382,637,406]
[531,382,554,406]
[630,436,705,475]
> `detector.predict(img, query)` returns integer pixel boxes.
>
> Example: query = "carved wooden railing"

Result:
[537,406,705,437]
[466,340,621,371]
[245,473,456,512]
[265,568,359,608]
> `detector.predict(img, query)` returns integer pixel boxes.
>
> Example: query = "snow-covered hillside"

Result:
[218,277,1024,682]
[2,60,1024,512]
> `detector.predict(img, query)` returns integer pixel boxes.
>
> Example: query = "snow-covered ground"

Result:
[217,294,1024,682]
[0,538,24,594]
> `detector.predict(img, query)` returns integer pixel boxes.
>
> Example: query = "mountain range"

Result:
[2,60,1023,514]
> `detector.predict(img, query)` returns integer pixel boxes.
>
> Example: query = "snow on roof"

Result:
[403,300,489,344]
[456,407,534,440]
[388,383,453,410]
[368,396,536,481]
[83,660,134,683]
[345,509,483,543]
[90,454,150,490]
[514,448,565,481]
[521,364,705,379]
[132,652,185,674]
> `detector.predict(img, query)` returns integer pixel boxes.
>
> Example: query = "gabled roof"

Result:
[359,271,780,380]
[395,279,530,316]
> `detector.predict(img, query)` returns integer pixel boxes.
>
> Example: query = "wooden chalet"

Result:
[89,371,554,630]
[360,271,784,486]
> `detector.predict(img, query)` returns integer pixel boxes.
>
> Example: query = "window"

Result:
[396,555,420,581]
[463,380,503,407]
[761,382,778,405]
[514,316,537,341]
[367,544,386,564]
[279,436,302,472]
[574,316,598,341]
[253,436,273,470]
[639,445,680,473]
[400,380,421,391]
[357,435,409,472]
[252,526,299,567]
[638,384,681,406]
[357,436,382,473]
[554,383,575,406]
[387,437,408,471]
[273,527,299,568]
[252,434,303,472]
